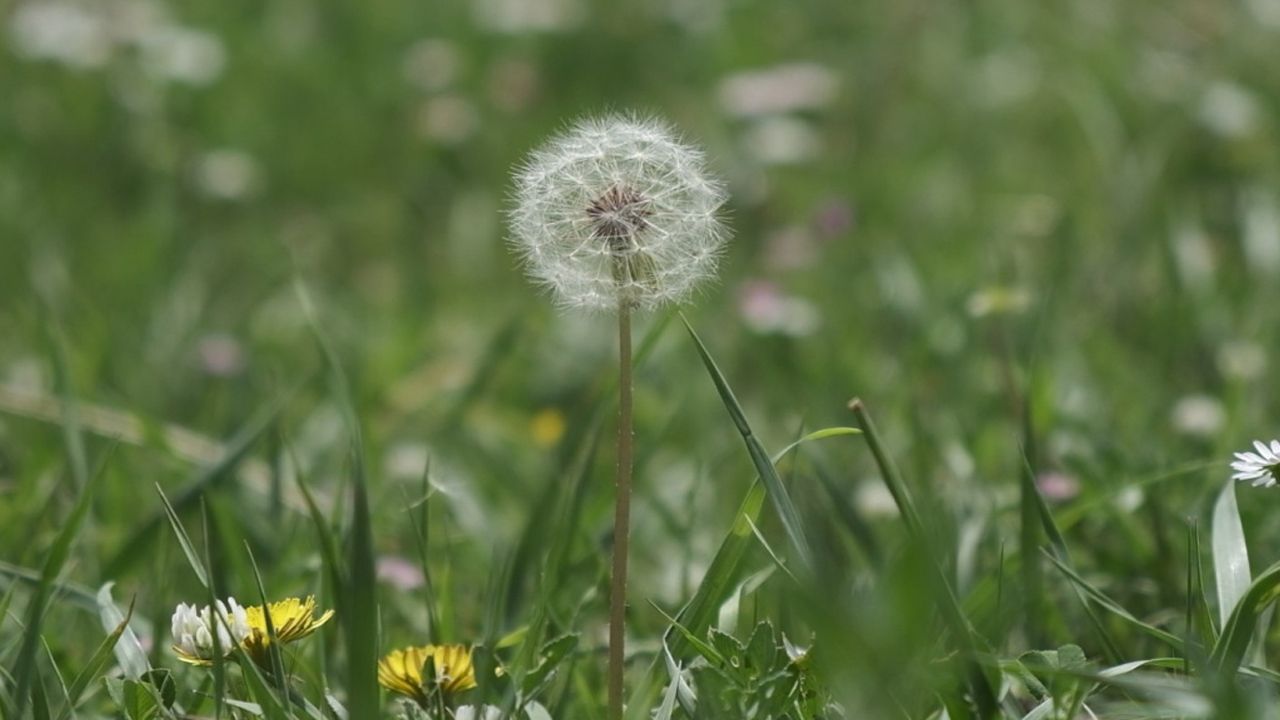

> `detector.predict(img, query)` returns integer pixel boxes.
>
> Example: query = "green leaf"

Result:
[105,678,164,720]
[139,669,176,710]
[520,634,579,698]
[744,622,778,675]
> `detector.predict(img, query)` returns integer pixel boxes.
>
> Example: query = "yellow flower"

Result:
[241,596,334,665]
[530,408,566,447]
[378,644,477,705]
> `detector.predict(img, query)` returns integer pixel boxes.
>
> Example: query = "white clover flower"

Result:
[455,703,551,720]
[1232,439,1280,488]
[170,597,251,664]
[509,115,729,311]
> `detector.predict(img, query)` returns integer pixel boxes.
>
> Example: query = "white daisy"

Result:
[1231,439,1280,487]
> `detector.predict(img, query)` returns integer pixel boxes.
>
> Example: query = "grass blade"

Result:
[245,544,292,713]
[1045,551,1184,649]
[679,313,813,568]
[626,427,860,717]
[156,483,210,588]
[848,398,997,718]
[10,449,102,719]
[296,279,379,720]
[57,596,135,720]
[1017,451,1122,662]
[105,392,293,579]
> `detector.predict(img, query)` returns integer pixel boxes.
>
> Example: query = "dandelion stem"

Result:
[608,299,634,720]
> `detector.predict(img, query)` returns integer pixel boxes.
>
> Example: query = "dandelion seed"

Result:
[170,598,251,665]
[378,644,477,706]
[1232,439,1280,488]
[509,114,729,311]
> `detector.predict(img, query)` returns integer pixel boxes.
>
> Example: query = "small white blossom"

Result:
[455,707,503,720]
[9,1,112,69]
[1232,439,1280,488]
[170,598,251,662]
[509,115,729,311]
[139,25,225,85]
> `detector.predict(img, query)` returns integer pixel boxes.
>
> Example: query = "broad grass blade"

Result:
[95,583,149,680]
[58,596,135,720]
[1210,560,1280,676]
[1212,480,1250,628]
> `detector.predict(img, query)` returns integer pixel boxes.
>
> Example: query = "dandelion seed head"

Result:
[509,114,729,311]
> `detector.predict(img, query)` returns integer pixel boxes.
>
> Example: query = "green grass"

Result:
[4,0,1280,717]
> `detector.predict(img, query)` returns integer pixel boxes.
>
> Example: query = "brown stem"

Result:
[608,300,633,720]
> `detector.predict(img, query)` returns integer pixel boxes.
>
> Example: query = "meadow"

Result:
[3,0,1280,718]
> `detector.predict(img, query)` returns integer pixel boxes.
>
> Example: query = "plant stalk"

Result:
[608,300,634,720]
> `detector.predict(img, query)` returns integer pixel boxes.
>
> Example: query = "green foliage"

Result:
[3,0,1280,717]
[676,622,834,720]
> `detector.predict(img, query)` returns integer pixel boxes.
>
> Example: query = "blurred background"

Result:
[3,0,1280,713]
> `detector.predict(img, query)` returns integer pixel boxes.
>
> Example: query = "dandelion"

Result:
[378,644,477,706]
[509,114,728,311]
[1232,439,1280,487]
[170,595,332,666]
[240,596,334,664]
[509,114,729,720]
[170,598,251,665]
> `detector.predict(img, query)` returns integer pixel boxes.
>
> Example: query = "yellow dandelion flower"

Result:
[240,596,334,664]
[530,408,566,447]
[378,644,477,705]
